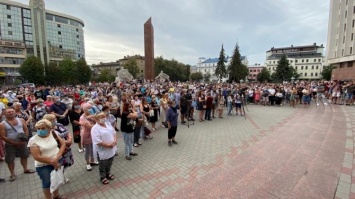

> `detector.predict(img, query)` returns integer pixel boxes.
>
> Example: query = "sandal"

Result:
[129,152,138,156]
[101,178,109,185]
[24,169,36,174]
[53,195,68,199]
[9,175,16,182]
[125,156,132,160]
[107,174,115,180]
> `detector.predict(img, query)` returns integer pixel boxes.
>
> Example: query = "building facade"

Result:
[144,17,154,80]
[91,61,120,78]
[248,64,264,81]
[265,44,325,80]
[0,0,85,82]
[119,55,145,78]
[326,0,355,80]
[195,56,248,82]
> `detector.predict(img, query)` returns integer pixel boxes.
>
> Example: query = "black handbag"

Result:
[5,120,29,141]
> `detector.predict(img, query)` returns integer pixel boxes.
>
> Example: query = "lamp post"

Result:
[291,77,295,84]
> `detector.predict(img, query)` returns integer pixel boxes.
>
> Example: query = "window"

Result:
[302,59,304,63]
[352,33,354,41]
[305,73,307,76]
[354,6,355,14]
[353,20,355,28]
[315,73,318,76]
[305,66,308,70]
[8,23,11,27]
[57,24,61,28]
[318,59,321,62]
[312,66,314,69]
[311,73,313,77]
[345,11,348,18]
[269,61,271,64]
[76,28,78,32]
[77,35,79,38]
[7,15,11,19]
[344,23,347,31]
[349,62,353,67]
[59,45,62,49]
[316,66,319,69]
[306,59,308,62]
[343,36,345,43]
[342,49,344,56]
[295,60,298,63]
[314,59,316,62]
[301,66,304,70]
[8,31,12,35]
[6,5,10,10]
[58,31,61,35]
[295,66,298,70]
[290,60,293,63]
[351,47,353,54]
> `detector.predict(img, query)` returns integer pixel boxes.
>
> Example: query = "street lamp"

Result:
[291,77,295,84]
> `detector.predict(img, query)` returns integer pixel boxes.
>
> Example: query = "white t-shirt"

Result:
[28,133,59,167]
[91,123,117,160]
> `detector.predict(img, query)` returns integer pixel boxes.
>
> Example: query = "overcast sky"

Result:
[15,0,330,66]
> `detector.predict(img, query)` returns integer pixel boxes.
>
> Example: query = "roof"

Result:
[267,44,324,52]
[248,65,264,68]
[201,56,245,64]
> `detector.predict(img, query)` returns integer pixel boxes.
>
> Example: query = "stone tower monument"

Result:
[144,17,154,80]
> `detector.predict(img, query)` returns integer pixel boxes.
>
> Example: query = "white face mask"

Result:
[99,118,106,123]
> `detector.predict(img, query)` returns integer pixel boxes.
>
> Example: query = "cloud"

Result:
[13,0,330,66]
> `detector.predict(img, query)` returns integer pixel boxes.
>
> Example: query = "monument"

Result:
[144,17,154,80]
[115,69,133,84]
[155,71,169,82]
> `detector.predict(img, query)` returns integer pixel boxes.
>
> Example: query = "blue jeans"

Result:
[36,165,54,188]
[122,132,134,156]
[227,102,232,114]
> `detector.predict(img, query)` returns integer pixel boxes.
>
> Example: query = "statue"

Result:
[155,71,169,82]
[115,69,133,84]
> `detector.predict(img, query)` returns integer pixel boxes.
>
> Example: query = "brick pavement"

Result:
[0,102,351,199]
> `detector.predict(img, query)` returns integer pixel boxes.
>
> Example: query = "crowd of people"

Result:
[0,79,354,198]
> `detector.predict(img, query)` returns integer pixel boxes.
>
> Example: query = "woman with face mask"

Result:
[27,119,67,199]
[69,101,84,152]
[91,112,117,185]
[43,114,73,183]
[79,103,97,171]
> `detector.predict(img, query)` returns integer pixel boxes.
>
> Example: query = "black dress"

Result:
[69,110,83,143]
[149,101,158,123]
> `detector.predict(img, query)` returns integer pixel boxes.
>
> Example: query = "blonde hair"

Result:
[94,112,106,120]
[35,119,52,129]
[13,102,22,107]
[43,114,56,121]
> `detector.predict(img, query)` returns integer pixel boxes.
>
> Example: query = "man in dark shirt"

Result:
[50,96,69,126]
[179,90,188,124]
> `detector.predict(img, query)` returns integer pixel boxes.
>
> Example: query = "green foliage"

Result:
[45,62,63,85]
[257,68,271,82]
[154,56,190,81]
[19,56,45,84]
[75,59,92,84]
[59,58,76,84]
[97,69,115,82]
[228,43,249,82]
[215,44,227,82]
[123,58,140,78]
[273,54,295,82]
[320,64,336,81]
[204,72,211,82]
[190,72,203,81]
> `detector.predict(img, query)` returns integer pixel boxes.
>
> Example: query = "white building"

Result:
[265,44,325,80]
[196,56,248,82]
[326,0,355,80]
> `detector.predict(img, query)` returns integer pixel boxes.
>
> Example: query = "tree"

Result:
[257,68,271,82]
[45,62,63,85]
[97,69,115,82]
[59,58,76,84]
[321,64,336,80]
[19,56,45,84]
[154,56,190,81]
[75,59,92,84]
[215,44,227,82]
[228,43,249,82]
[190,72,203,81]
[204,72,211,82]
[123,58,140,78]
[273,54,294,82]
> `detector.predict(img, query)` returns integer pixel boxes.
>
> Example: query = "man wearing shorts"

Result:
[0,108,35,182]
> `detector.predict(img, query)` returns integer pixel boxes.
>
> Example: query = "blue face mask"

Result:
[88,108,95,115]
[37,129,49,137]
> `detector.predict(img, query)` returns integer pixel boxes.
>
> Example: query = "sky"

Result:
[14,0,330,66]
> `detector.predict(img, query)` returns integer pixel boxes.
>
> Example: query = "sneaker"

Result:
[64,178,70,184]
[168,141,172,147]
[172,140,178,144]
[90,161,99,166]
[134,143,139,147]
[78,148,84,153]
[86,165,92,171]
[181,121,186,124]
